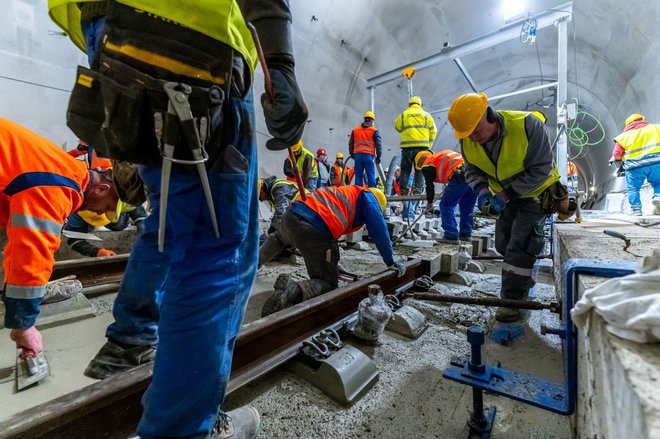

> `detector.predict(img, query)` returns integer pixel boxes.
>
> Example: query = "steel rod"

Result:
[409,292,558,312]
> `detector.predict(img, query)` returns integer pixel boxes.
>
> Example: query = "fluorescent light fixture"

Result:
[503,0,526,21]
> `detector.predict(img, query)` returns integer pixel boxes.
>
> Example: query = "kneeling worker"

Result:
[259,186,405,316]
[415,149,477,241]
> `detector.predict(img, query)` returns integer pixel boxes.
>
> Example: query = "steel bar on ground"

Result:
[50,254,128,287]
[409,292,559,312]
[0,260,426,439]
[386,194,427,202]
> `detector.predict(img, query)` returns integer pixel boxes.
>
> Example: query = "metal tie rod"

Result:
[408,292,561,313]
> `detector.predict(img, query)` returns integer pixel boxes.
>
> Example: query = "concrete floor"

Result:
[0,223,571,438]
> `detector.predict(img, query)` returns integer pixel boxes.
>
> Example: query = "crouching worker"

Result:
[415,149,477,241]
[259,186,405,316]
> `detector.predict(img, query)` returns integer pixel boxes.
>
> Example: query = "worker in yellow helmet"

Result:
[394,96,437,219]
[610,113,660,215]
[349,111,382,187]
[259,186,404,316]
[283,140,319,190]
[447,92,560,323]
[48,0,309,436]
[330,152,346,186]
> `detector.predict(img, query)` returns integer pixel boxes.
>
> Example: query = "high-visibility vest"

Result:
[0,117,89,301]
[614,124,660,170]
[394,104,437,149]
[393,179,401,195]
[288,148,319,179]
[567,161,577,177]
[343,166,354,185]
[352,125,377,155]
[462,110,559,198]
[422,150,464,184]
[48,0,258,73]
[331,164,343,186]
[299,185,366,239]
[272,179,307,201]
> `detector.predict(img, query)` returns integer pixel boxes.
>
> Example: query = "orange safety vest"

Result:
[0,118,89,300]
[332,164,343,186]
[393,179,401,195]
[352,125,377,156]
[300,185,366,239]
[343,166,355,185]
[567,161,577,177]
[89,150,112,170]
[422,150,464,184]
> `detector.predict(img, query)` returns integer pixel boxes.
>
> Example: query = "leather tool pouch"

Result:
[66,2,236,170]
[540,181,577,219]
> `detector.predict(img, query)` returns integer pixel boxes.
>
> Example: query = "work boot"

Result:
[273,273,292,292]
[495,307,521,323]
[631,207,643,216]
[261,278,302,317]
[209,406,260,439]
[84,339,156,380]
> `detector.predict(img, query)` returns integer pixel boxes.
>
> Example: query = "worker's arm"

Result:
[3,187,75,329]
[460,141,490,191]
[359,193,394,266]
[506,116,554,197]
[65,213,103,257]
[373,129,382,162]
[283,157,295,178]
[394,113,405,133]
[422,167,436,204]
[268,185,294,233]
[612,143,625,160]
[428,114,437,145]
[348,131,355,155]
[301,154,312,182]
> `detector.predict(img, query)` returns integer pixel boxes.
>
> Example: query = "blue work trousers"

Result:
[625,164,660,210]
[354,153,377,187]
[439,174,477,239]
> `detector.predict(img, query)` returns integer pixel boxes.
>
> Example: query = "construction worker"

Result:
[284,140,319,191]
[0,117,121,362]
[448,93,560,323]
[415,150,477,241]
[316,148,330,188]
[567,161,579,191]
[394,95,437,218]
[258,176,307,235]
[49,1,307,437]
[349,111,382,187]
[330,153,345,186]
[259,186,405,316]
[611,114,660,215]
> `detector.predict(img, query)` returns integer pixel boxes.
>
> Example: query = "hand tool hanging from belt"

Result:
[153,82,220,252]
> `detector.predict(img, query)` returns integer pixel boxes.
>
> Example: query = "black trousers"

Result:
[495,198,547,300]
[399,147,428,195]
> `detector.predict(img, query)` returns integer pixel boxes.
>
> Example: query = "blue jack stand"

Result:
[445,259,636,416]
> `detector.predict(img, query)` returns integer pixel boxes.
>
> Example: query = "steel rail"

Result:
[50,254,129,287]
[1,259,427,439]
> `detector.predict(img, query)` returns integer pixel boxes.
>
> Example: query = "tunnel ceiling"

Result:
[257,0,660,206]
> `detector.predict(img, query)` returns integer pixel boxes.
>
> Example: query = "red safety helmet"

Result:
[316,148,327,156]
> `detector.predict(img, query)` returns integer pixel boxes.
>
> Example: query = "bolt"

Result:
[467,326,484,346]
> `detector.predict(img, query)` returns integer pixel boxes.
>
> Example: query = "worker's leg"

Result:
[80,16,107,66]
[398,149,415,195]
[354,153,367,187]
[137,93,258,439]
[647,164,660,213]
[499,199,545,301]
[290,217,338,291]
[360,154,378,187]
[258,216,294,266]
[439,178,461,240]
[625,167,645,214]
[457,183,477,239]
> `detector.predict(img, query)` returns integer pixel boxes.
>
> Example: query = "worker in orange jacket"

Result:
[259,186,405,316]
[416,150,477,240]
[0,118,121,358]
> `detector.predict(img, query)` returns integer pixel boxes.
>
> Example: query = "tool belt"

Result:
[540,181,577,219]
[66,2,242,169]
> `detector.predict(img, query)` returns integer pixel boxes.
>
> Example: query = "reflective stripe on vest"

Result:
[396,106,435,149]
[614,124,660,168]
[462,110,559,198]
[422,150,464,184]
[353,125,377,155]
[298,148,319,178]
[272,180,306,201]
[301,186,365,239]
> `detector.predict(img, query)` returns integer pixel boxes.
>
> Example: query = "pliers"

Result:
[154,82,220,252]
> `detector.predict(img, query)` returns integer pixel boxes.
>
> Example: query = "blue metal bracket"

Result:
[445,258,636,416]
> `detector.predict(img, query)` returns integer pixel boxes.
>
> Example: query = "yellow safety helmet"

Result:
[625,113,644,127]
[336,152,344,159]
[290,140,303,153]
[364,111,376,121]
[414,150,432,170]
[78,210,112,227]
[368,187,387,212]
[409,96,422,106]
[257,178,263,195]
[448,92,488,139]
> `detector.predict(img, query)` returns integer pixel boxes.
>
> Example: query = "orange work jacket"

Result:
[300,185,366,239]
[422,150,464,184]
[352,125,377,155]
[0,118,89,305]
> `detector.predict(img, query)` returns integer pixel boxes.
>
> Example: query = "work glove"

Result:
[10,326,43,358]
[477,187,504,216]
[389,262,406,277]
[261,57,309,151]
[97,248,116,257]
